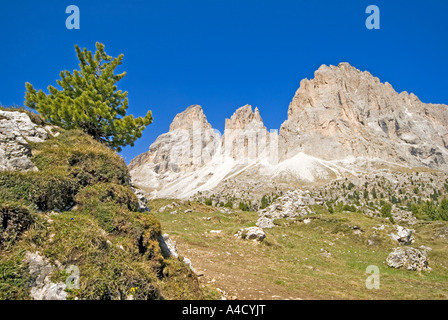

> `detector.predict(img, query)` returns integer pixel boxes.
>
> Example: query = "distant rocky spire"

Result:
[169,105,212,132]
[224,105,265,131]
[223,105,269,160]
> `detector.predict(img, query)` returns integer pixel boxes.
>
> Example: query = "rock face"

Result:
[386,247,430,271]
[222,105,270,160]
[0,110,51,171]
[279,63,448,169]
[129,63,448,199]
[129,105,221,194]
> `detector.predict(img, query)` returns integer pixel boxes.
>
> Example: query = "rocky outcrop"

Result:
[0,110,52,171]
[256,190,320,228]
[157,233,196,273]
[131,187,150,212]
[386,247,430,271]
[24,251,68,300]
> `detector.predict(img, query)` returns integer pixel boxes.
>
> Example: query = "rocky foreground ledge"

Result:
[0,109,57,171]
[0,109,203,300]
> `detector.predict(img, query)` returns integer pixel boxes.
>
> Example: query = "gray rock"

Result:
[24,251,67,300]
[183,257,195,273]
[157,233,179,259]
[131,187,149,212]
[320,248,331,259]
[256,217,275,229]
[256,190,315,227]
[390,225,415,245]
[0,110,51,172]
[158,204,173,213]
[234,227,266,241]
[386,247,430,271]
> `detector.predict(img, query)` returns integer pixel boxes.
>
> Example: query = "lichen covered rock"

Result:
[386,247,430,271]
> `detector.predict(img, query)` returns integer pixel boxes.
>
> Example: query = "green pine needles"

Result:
[24,42,152,151]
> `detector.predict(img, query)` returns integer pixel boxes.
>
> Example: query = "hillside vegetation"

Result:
[0,129,203,300]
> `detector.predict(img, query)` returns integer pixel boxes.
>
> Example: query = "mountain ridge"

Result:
[129,62,448,199]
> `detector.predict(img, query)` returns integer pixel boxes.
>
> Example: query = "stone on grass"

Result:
[386,247,429,271]
[235,227,266,242]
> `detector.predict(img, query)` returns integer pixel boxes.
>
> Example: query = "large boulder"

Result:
[386,247,430,271]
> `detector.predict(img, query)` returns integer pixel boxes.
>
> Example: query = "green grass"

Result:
[152,200,448,300]
[0,249,33,300]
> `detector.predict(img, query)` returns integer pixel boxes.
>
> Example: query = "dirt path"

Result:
[176,241,304,300]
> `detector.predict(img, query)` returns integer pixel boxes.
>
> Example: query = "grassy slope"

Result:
[150,199,448,300]
[0,129,203,300]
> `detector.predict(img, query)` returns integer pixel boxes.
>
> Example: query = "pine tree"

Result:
[438,198,448,221]
[24,42,152,151]
[261,195,269,209]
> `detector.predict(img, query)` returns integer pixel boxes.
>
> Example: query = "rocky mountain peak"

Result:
[169,105,212,132]
[279,63,448,168]
[313,62,377,82]
[254,107,262,122]
[222,105,270,157]
[224,104,265,131]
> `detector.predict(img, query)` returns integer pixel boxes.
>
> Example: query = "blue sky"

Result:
[0,0,447,163]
